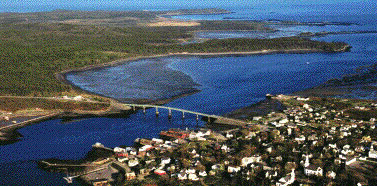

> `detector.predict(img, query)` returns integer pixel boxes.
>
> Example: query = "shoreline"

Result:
[57,48,334,105]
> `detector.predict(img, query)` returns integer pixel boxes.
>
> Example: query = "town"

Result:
[41,95,377,186]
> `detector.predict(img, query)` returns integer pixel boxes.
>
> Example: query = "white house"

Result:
[295,135,306,141]
[221,145,230,152]
[199,170,207,177]
[279,118,289,124]
[73,96,83,101]
[178,172,187,180]
[160,157,171,165]
[304,165,323,176]
[340,154,357,165]
[139,145,153,152]
[187,168,196,174]
[211,164,221,170]
[276,169,295,186]
[241,156,261,167]
[369,145,377,159]
[128,159,139,167]
[188,173,199,181]
[114,147,126,153]
[152,138,164,144]
[228,166,241,173]
[326,171,336,179]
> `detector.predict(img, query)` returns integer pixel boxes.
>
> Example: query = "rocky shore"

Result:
[295,63,377,100]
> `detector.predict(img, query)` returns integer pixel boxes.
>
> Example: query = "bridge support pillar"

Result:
[208,117,211,123]
[182,112,185,119]
[196,114,199,121]
[155,107,159,117]
[143,106,146,114]
[168,109,172,119]
[132,105,136,111]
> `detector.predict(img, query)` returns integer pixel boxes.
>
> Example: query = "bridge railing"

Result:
[120,103,247,125]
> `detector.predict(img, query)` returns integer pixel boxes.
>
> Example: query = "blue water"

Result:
[1,1,377,185]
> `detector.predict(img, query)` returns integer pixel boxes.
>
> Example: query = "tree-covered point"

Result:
[0,22,349,96]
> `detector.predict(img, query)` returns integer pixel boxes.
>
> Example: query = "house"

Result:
[114,147,128,158]
[241,156,261,167]
[329,143,337,149]
[271,121,284,128]
[369,144,377,159]
[304,165,323,176]
[279,118,289,124]
[211,164,221,170]
[296,97,310,101]
[340,154,357,165]
[228,166,241,173]
[154,169,166,176]
[117,157,128,163]
[295,135,306,143]
[139,145,154,152]
[128,159,139,167]
[126,172,136,180]
[161,157,171,165]
[253,116,262,121]
[139,168,150,176]
[341,145,354,155]
[276,169,295,186]
[188,173,199,181]
[92,142,104,148]
[187,168,196,174]
[302,154,310,168]
[326,171,336,179]
[178,172,187,180]
[91,179,110,186]
[265,170,278,179]
[198,170,207,177]
[355,146,365,153]
[226,133,234,138]
[190,129,211,139]
[221,145,230,152]
[114,147,126,153]
[160,129,189,140]
[152,138,164,144]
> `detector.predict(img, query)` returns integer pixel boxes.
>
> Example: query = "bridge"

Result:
[117,103,248,127]
[0,112,62,131]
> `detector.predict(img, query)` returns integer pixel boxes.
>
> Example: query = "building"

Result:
[241,156,261,167]
[228,166,241,173]
[276,169,295,186]
[369,144,377,159]
[304,165,323,177]
[126,172,136,180]
[154,169,167,176]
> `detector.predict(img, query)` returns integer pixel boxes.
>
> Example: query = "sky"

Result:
[0,0,375,13]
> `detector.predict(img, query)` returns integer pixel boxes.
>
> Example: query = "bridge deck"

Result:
[121,103,247,126]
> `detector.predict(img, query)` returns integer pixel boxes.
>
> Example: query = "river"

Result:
[0,1,376,185]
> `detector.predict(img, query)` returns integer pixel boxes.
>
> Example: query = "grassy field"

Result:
[0,97,110,112]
